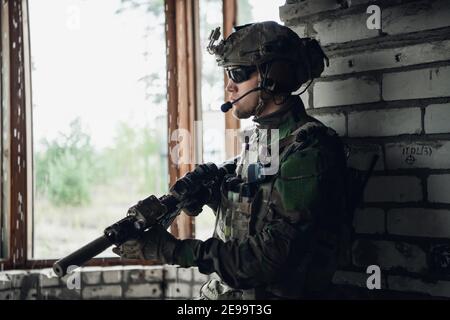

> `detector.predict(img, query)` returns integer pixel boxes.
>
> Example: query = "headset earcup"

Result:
[265,60,299,94]
[304,38,326,79]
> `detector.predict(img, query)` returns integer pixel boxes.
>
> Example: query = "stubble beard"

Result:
[232,104,256,119]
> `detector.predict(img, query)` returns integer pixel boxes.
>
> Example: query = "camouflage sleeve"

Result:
[272,143,335,223]
[171,143,344,289]
[270,139,347,240]
[172,218,310,289]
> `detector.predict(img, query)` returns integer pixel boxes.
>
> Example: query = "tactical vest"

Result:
[214,119,338,237]
[209,118,346,299]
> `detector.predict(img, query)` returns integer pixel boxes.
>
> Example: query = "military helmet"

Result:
[208,21,328,95]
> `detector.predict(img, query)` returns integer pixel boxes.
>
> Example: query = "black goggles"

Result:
[226,65,257,83]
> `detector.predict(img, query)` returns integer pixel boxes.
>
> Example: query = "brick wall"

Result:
[281,0,450,298]
[0,265,214,300]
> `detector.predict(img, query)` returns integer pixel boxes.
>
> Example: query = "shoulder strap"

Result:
[279,120,336,149]
[278,120,337,163]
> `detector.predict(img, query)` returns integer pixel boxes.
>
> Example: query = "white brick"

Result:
[364,176,422,203]
[165,282,191,299]
[428,174,450,203]
[39,269,60,287]
[192,284,203,299]
[40,287,81,300]
[388,275,450,298]
[311,112,346,136]
[324,40,450,77]
[387,208,450,238]
[352,240,427,273]
[348,108,421,137]
[192,268,209,283]
[124,283,162,299]
[314,76,380,108]
[346,143,384,171]
[81,269,102,285]
[162,266,193,282]
[332,270,387,289]
[280,1,340,20]
[425,103,450,134]
[0,273,11,290]
[123,267,146,283]
[177,268,193,282]
[313,14,379,46]
[102,270,122,284]
[144,266,164,282]
[353,208,385,234]
[386,141,450,170]
[121,265,144,271]
[164,265,178,281]
[383,66,450,101]
[82,285,122,299]
[383,0,450,36]
[4,270,27,288]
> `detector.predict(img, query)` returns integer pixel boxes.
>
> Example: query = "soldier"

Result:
[113,21,348,299]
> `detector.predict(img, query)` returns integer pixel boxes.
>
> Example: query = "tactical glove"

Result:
[112,224,180,264]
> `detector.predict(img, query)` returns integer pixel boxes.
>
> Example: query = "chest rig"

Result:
[213,119,335,243]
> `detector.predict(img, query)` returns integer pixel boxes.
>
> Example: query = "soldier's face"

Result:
[225,71,259,119]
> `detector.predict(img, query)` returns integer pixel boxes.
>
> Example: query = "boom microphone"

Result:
[221,86,262,113]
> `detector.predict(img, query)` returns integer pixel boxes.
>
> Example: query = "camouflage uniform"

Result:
[113,22,350,299]
[112,21,346,299]
[173,95,347,299]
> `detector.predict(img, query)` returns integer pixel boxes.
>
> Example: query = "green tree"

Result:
[35,118,96,207]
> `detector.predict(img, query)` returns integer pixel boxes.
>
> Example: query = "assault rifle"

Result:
[53,162,235,277]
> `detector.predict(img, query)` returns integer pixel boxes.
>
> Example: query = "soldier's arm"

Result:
[173,218,309,289]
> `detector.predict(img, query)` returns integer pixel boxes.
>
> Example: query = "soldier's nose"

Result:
[226,79,238,93]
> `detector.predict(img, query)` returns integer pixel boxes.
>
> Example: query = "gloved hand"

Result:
[112,224,180,264]
[112,239,145,260]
